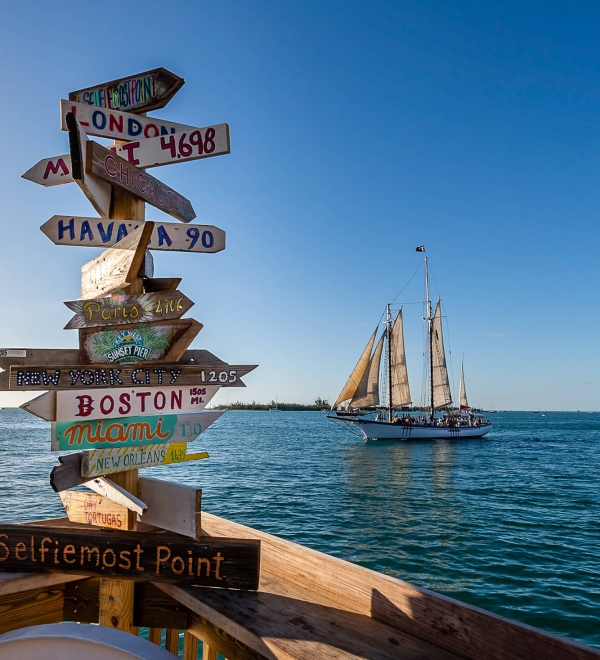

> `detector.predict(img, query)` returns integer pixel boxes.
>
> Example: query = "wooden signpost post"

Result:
[13,68,260,643]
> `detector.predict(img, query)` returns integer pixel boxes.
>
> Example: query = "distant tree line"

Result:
[214,397,330,411]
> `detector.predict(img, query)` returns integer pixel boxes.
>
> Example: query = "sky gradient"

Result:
[1,0,599,410]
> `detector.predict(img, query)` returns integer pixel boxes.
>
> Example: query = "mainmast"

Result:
[425,254,434,419]
[386,303,393,422]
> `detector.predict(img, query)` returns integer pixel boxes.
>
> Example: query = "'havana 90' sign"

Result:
[68,68,185,114]
[0,524,260,589]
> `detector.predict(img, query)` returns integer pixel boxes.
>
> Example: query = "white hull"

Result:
[344,418,492,440]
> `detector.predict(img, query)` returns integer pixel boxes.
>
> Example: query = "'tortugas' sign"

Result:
[0,525,260,589]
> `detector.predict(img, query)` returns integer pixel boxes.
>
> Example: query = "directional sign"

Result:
[64,291,195,329]
[51,409,224,451]
[67,112,112,217]
[41,216,226,253]
[80,222,154,299]
[22,155,73,186]
[61,99,200,142]
[59,490,134,530]
[139,477,203,539]
[82,443,209,477]
[85,476,148,514]
[22,385,219,422]
[11,363,255,391]
[79,319,202,364]
[87,139,196,224]
[69,68,184,114]
[0,523,261,589]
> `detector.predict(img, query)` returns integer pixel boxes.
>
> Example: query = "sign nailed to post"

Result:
[42,217,226,254]
[0,524,260,589]
[69,68,185,114]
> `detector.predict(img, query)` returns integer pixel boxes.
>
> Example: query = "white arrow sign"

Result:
[23,123,229,187]
[40,216,226,253]
[22,385,220,422]
[61,99,202,142]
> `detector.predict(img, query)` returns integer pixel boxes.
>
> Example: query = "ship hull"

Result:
[343,418,492,440]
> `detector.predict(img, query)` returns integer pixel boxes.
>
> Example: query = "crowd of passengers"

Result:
[388,413,490,426]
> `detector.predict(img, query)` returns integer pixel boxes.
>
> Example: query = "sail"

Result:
[351,333,384,408]
[431,300,452,408]
[389,310,412,407]
[459,360,469,410]
[333,328,377,408]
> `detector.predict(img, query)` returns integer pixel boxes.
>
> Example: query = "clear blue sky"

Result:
[0,0,598,410]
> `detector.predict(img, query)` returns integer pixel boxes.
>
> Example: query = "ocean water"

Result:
[0,408,599,649]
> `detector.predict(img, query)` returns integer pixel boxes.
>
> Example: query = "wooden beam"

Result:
[166,629,180,655]
[134,582,189,629]
[80,222,154,299]
[186,613,268,660]
[183,631,199,660]
[0,585,64,635]
[148,628,162,646]
[63,577,100,624]
[99,577,135,633]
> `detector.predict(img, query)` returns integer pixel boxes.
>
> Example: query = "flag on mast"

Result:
[415,245,425,252]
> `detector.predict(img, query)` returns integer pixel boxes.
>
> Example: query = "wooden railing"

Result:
[0,512,598,660]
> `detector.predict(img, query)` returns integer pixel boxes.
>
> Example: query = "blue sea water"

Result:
[0,408,599,649]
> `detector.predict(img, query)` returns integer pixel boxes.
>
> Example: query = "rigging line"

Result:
[390,261,423,305]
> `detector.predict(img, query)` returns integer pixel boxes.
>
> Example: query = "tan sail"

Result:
[459,359,469,409]
[333,328,377,408]
[351,333,384,408]
[432,300,452,409]
[390,310,412,407]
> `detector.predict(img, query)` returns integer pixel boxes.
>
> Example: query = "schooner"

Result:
[329,249,491,440]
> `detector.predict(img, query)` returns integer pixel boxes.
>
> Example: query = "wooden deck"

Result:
[0,513,598,660]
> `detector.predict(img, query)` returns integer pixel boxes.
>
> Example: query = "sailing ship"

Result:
[329,250,491,440]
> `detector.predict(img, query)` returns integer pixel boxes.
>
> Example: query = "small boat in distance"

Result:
[328,248,491,440]
[269,397,281,411]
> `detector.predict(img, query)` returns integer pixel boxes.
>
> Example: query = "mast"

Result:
[425,255,434,419]
[386,303,393,422]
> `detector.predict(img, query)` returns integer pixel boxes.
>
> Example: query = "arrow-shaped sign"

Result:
[87,134,196,224]
[64,291,195,329]
[22,384,219,422]
[51,409,224,451]
[80,222,154,299]
[67,112,112,218]
[23,124,229,187]
[59,490,135,530]
[41,217,226,253]
[81,443,209,477]
[61,99,200,141]
[69,68,185,114]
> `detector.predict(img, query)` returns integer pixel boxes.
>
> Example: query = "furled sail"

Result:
[389,310,412,407]
[333,328,377,408]
[351,333,384,408]
[459,360,469,410]
[431,300,452,408]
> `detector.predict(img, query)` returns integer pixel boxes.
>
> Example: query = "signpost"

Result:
[64,291,195,329]
[13,69,260,638]
[42,216,226,253]
[22,385,220,422]
[50,409,224,451]
[0,524,260,589]
[69,68,185,114]
[81,444,209,478]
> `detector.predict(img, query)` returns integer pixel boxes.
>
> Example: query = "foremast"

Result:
[386,303,393,422]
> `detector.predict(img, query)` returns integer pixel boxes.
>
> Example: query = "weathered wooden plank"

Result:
[183,630,199,660]
[80,222,154,299]
[88,140,196,223]
[0,585,65,635]
[22,154,73,186]
[50,452,93,492]
[61,100,200,141]
[42,216,226,253]
[144,278,183,292]
[11,363,255,391]
[69,69,185,114]
[85,477,147,515]
[194,513,600,660]
[82,444,209,478]
[37,385,218,423]
[0,524,261,589]
[67,112,112,218]
[148,627,163,646]
[65,291,195,329]
[50,409,224,451]
[0,571,83,597]
[59,490,135,531]
[134,582,189,629]
[63,577,100,623]
[139,477,202,539]
[99,577,135,632]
